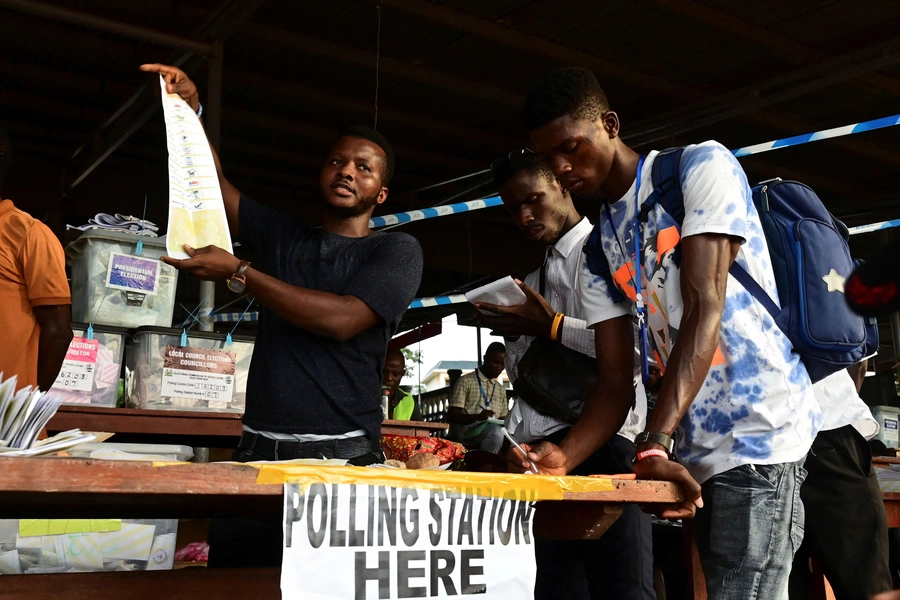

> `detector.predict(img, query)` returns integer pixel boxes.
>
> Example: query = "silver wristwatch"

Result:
[634,431,675,456]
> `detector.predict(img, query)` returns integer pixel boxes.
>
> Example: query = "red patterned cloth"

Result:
[381,434,466,465]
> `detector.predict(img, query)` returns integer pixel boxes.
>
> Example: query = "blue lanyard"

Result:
[475,369,495,410]
[604,155,651,385]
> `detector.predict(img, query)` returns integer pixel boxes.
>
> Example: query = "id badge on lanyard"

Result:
[604,155,651,384]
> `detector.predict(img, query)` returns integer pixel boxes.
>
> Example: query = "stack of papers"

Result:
[465,276,527,315]
[66,213,159,237]
[0,375,95,457]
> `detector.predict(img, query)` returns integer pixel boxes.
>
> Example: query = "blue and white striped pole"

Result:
[847,219,900,236]
[403,216,900,311]
[369,196,502,229]
[407,294,469,310]
[371,112,900,233]
[732,113,900,157]
[398,113,900,310]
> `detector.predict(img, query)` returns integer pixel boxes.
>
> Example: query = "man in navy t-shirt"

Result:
[142,63,423,566]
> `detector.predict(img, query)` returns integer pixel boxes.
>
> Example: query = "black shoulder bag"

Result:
[512,260,598,425]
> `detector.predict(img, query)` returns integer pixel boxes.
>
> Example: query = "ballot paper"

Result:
[0,550,22,574]
[145,533,177,570]
[67,213,159,236]
[62,533,104,571]
[465,276,527,315]
[0,374,95,456]
[159,75,233,259]
[99,522,156,562]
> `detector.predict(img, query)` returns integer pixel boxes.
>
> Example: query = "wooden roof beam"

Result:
[0,58,135,99]
[224,108,486,173]
[229,71,516,149]
[380,0,900,168]
[0,0,212,54]
[625,35,900,154]
[63,0,269,190]
[378,0,703,101]
[650,0,900,98]
[221,139,435,189]
[242,23,522,108]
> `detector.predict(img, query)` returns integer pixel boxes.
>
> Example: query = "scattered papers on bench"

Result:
[0,374,95,457]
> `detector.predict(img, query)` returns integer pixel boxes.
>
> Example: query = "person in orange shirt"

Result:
[0,126,72,391]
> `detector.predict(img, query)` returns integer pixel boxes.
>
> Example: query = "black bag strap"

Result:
[539,249,550,298]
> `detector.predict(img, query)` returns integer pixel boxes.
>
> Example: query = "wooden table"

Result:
[47,405,449,448]
[874,457,900,527]
[0,457,680,599]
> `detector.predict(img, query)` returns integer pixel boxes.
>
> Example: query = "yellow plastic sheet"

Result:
[253,464,614,500]
[19,519,122,537]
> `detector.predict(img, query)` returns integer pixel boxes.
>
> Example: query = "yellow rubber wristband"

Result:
[550,312,564,341]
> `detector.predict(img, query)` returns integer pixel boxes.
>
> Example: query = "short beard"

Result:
[323,193,379,219]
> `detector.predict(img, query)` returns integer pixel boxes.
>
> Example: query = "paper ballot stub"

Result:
[159,75,233,259]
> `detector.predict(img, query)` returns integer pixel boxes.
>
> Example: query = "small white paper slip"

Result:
[465,276,528,315]
[0,550,21,575]
[159,75,234,259]
[99,522,156,562]
[62,533,104,571]
[145,532,177,571]
[0,520,18,545]
[41,536,63,568]
[15,533,42,550]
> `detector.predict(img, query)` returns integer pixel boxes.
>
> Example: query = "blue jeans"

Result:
[694,460,807,600]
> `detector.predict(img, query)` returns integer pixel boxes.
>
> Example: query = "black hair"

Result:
[485,342,506,357]
[336,125,395,186]
[0,126,11,193]
[522,67,610,132]
[491,150,555,188]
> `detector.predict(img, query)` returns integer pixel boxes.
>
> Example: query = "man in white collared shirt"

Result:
[476,151,653,600]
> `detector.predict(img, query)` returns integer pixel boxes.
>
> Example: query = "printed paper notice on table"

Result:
[159,75,233,259]
[281,483,536,600]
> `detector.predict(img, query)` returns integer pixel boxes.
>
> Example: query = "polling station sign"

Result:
[282,483,537,600]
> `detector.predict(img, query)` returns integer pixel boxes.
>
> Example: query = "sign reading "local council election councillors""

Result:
[282,483,537,600]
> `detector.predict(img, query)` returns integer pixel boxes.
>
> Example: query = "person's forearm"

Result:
[37,327,73,391]
[645,295,724,437]
[560,383,634,471]
[244,268,375,341]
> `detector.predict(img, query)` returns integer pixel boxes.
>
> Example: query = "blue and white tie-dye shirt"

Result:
[579,141,822,484]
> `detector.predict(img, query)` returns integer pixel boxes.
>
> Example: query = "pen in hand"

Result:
[501,426,540,474]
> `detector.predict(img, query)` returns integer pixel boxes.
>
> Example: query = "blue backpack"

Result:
[583,147,869,383]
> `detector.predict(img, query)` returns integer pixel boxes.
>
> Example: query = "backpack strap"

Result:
[645,147,783,323]
[641,147,687,225]
[583,147,688,305]
[638,147,687,268]
[582,223,627,304]
[727,262,781,318]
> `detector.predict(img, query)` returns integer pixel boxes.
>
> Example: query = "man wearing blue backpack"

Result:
[513,67,825,598]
